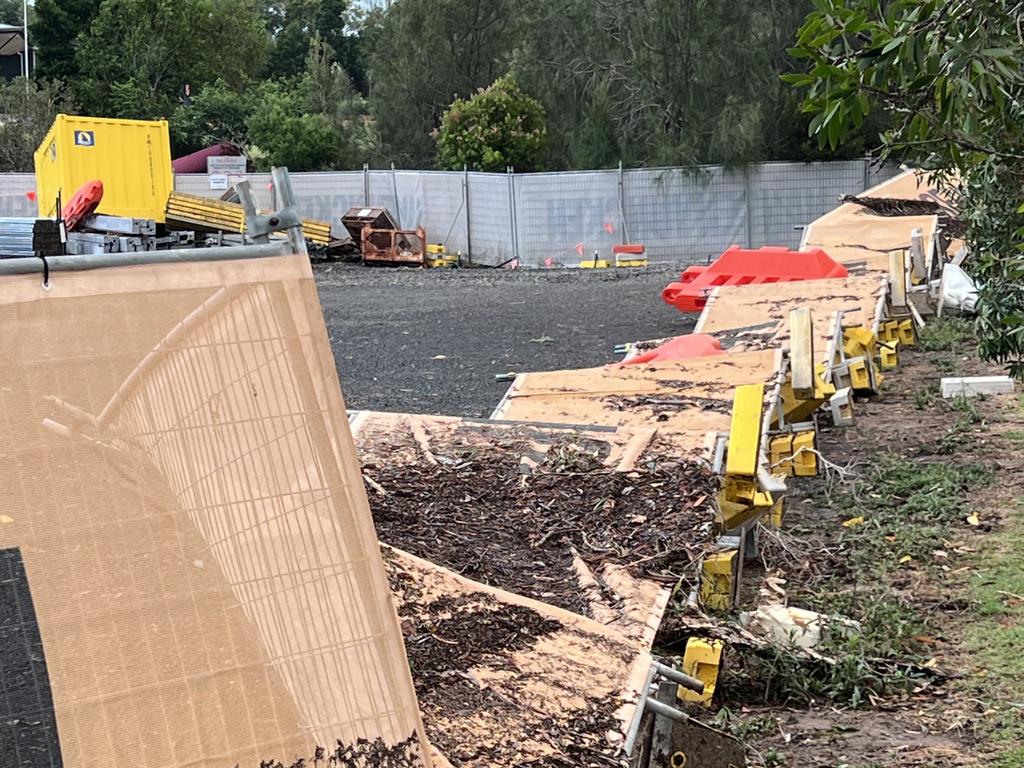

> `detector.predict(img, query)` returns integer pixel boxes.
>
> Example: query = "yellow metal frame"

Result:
[678,638,723,707]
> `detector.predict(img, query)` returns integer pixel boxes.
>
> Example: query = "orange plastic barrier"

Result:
[63,179,104,231]
[621,334,725,365]
[661,246,848,312]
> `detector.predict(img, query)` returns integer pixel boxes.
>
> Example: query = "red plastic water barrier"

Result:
[621,334,725,365]
[613,243,645,255]
[63,180,104,232]
[661,245,848,313]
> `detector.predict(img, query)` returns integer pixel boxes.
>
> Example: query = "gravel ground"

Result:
[315,264,696,417]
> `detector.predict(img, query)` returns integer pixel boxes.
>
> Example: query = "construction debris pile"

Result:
[0,108,989,768]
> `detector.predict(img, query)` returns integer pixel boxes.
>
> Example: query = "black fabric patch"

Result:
[0,548,63,768]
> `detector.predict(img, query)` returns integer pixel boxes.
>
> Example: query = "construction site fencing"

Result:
[0,160,899,266]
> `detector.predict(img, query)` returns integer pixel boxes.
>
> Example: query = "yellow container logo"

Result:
[73,130,95,147]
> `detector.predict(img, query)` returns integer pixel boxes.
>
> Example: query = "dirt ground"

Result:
[314,264,695,417]
[713,326,1024,767]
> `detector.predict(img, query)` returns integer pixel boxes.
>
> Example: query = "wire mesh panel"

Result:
[466,172,515,266]
[748,161,870,250]
[623,166,747,264]
[174,173,275,210]
[287,172,365,221]
[0,254,430,767]
[513,170,620,266]
[0,174,37,216]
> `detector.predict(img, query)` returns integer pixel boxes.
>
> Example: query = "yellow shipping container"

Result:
[34,114,173,222]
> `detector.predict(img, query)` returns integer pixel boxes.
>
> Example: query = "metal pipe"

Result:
[0,242,291,276]
[645,698,689,723]
[651,661,704,694]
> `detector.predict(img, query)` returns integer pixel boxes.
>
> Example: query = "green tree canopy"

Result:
[787,0,1024,375]
[30,0,99,83]
[436,76,547,172]
[367,0,522,167]
[0,77,75,172]
[74,0,268,118]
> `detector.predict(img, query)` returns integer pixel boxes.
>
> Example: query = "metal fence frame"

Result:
[0,159,898,267]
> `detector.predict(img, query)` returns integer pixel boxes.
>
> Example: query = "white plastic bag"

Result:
[940,263,979,313]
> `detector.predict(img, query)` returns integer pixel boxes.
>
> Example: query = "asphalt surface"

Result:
[315,264,697,417]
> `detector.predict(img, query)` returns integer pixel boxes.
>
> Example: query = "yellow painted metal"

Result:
[776,363,836,425]
[678,638,723,706]
[792,430,817,477]
[34,114,173,222]
[789,308,815,400]
[898,318,916,346]
[166,191,331,245]
[700,551,737,612]
[769,433,795,476]
[426,243,445,254]
[768,495,785,528]
[718,481,773,530]
[726,383,764,477]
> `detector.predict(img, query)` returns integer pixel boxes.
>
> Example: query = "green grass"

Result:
[963,502,1024,758]
[839,455,991,569]
[1004,430,1024,444]
[918,317,975,352]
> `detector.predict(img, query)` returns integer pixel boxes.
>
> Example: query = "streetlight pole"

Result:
[22,0,29,78]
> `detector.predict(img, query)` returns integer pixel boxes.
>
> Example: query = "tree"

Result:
[30,0,100,83]
[786,0,1024,376]
[246,82,341,170]
[0,78,75,172]
[436,76,547,171]
[366,0,521,167]
[0,0,33,24]
[74,0,268,118]
[169,80,255,156]
[262,0,364,87]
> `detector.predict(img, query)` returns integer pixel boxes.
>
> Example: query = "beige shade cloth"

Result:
[0,254,430,767]
[803,202,938,273]
[492,349,781,435]
[860,168,953,203]
[695,275,888,362]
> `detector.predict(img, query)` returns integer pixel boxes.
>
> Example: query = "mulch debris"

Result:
[365,436,718,617]
[384,553,631,767]
[841,194,965,237]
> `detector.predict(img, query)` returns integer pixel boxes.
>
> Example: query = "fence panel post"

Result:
[744,165,754,248]
[362,163,369,206]
[618,161,630,244]
[463,165,472,266]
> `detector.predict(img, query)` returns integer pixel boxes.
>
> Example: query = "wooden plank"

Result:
[788,307,815,400]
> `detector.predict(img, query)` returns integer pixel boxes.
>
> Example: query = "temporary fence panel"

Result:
[0,252,432,767]
[466,172,516,265]
[623,166,748,264]
[513,170,620,266]
[1,160,903,265]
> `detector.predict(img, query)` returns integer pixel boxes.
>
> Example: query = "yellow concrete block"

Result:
[678,638,723,707]
[879,341,899,370]
[880,320,900,345]
[898,318,916,347]
[769,433,795,477]
[792,430,817,477]
[848,357,873,391]
[615,258,648,268]
[579,259,611,269]
[700,551,737,612]
[726,383,764,477]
